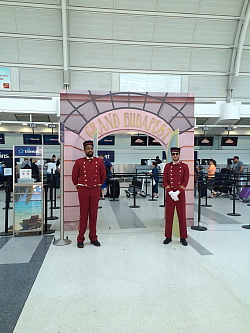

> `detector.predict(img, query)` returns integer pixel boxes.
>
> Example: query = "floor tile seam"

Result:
[109,198,147,229]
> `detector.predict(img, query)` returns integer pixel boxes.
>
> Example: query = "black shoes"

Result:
[91,240,101,247]
[104,193,110,197]
[163,238,172,244]
[180,238,188,246]
[163,238,188,246]
[77,241,101,247]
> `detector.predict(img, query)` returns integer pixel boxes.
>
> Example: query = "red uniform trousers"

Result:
[77,186,100,242]
[165,190,188,239]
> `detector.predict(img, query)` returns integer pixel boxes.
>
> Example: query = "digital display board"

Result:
[0,134,5,144]
[148,136,161,146]
[43,134,59,145]
[195,136,214,146]
[221,137,238,146]
[131,136,147,146]
[98,135,115,145]
[23,134,42,145]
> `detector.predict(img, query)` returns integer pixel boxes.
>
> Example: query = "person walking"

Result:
[162,147,189,246]
[72,140,106,248]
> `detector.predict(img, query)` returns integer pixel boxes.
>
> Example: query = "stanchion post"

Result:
[145,173,150,196]
[191,182,207,231]
[159,184,165,208]
[148,174,157,201]
[0,185,13,236]
[129,175,140,208]
[47,178,59,220]
[53,142,71,246]
[43,183,55,234]
[201,177,212,207]
[52,173,60,209]
[227,179,241,216]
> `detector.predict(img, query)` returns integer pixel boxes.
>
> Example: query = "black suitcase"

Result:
[110,180,120,198]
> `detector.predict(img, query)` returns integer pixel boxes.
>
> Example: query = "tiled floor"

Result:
[0,187,250,333]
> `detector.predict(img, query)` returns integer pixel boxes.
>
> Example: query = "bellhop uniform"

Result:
[72,157,106,242]
[163,161,189,239]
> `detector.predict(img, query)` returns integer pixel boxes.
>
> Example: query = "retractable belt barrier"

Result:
[43,184,55,234]
[0,185,13,236]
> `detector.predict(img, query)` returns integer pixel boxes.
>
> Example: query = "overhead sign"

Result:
[28,123,37,128]
[0,67,10,90]
[14,146,42,157]
[84,109,173,146]
[97,150,114,162]
[48,123,56,128]
[0,149,13,159]
[98,135,115,145]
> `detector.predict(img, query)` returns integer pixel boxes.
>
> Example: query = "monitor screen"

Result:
[221,137,238,146]
[148,136,161,146]
[141,159,149,165]
[195,136,214,146]
[201,159,210,165]
[131,136,147,146]
[43,134,60,145]
[0,134,5,144]
[23,134,42,145]
[98,135,115,145]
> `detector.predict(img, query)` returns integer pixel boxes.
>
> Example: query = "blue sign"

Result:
[98,135,115,146]
[14,146,42,157]
[0,149,12,159]
[97,150,114,162]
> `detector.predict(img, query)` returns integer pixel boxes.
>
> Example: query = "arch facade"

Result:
[60,91,194,230]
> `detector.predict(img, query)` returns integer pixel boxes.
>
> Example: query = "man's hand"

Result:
[168,191,178,201]
[170,190,180,201]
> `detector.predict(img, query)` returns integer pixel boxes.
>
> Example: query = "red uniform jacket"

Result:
[72,157,106,188]
[163,161,189,194]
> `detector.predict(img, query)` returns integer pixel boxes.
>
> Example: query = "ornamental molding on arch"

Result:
[60,91,194,143]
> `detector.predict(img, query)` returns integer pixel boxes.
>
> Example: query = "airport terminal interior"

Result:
[1,0,250,332]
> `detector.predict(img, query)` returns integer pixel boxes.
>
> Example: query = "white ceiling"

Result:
[0,0,250,134]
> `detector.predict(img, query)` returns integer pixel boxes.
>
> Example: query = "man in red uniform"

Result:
[163,147,189,246]
[72,140,106,248]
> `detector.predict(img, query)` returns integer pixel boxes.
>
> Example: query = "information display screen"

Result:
[221,137,238,146]
[148,136,161,146]
[23,134,42,145]
[0,134,5,144]
[98,135,115,145]
[195,136,214,146]
[43,134,59,145]
[131,136,147,146]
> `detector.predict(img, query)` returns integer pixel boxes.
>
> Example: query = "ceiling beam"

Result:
[227,0,250,101]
